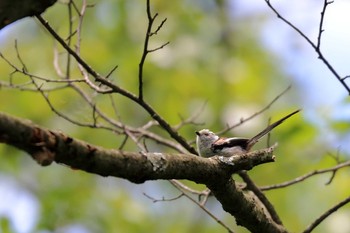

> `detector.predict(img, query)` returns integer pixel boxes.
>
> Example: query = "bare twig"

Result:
[260,160,350,191]
[316,0,333,50]
[1,49,84,89]
[170,179,206,195]
[105,65,119,80]
[170,180,234,233]
[125,128,148,152]
[138,0,168,100]
[303,195,350,233]
[35,14,197,154]
[264,0,350,94]
[168,180,211,206]
[218,84,292,135]
[53,45,65,78]
[138,0,153,101]
[342,75,350,81]
[324,148,342,185]
[14,40,28,72]
[150,18,167,36]
[148,41,170,53]
[33,81,115,131]
[5,9,175,153]
[174,101,207,131]
[143,192,185,203]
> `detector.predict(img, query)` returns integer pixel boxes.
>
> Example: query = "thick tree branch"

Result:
[0,111,287,232]
[0,0,56,30]
[208,178,288,233]
[239,171,282,225]
[0,112,275,183]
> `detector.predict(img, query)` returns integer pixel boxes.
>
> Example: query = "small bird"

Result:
[195,110,300,157]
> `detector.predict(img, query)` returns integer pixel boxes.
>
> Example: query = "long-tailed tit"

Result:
[195,110,300,157]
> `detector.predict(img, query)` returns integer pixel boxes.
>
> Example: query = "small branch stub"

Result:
[215,144,277,170]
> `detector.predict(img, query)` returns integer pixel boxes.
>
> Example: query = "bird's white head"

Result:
[195,129,219,157]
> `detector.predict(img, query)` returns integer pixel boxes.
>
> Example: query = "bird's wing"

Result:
[211,137,250,152]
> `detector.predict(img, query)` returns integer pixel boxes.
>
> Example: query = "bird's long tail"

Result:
[246,109,300,151]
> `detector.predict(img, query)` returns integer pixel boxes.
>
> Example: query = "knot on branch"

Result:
[29,128,57,166]
[146,152,168,171]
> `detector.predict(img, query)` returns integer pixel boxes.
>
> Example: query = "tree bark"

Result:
[0,0,56,30]
[0,111,287,232]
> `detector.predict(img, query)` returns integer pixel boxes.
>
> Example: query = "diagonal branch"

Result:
[303,195,350,233]
[264,0,350,95]
[35,14,197,154]
[218,85,292,135]
[169,180,235,233]
[239,171,282,225]
[207,178,288,233]
[260,160,350,191]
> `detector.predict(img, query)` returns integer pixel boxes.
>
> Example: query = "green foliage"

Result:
[0,217,12,233]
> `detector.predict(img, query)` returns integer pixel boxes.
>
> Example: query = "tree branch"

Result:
[207,178,288,233]
[35,14,197,155]
[0,111,288,232]
[0,111,277,180]
[218,84,292,135]
[260,161,350,191]
[303,195,350,233]
[239,171,282,225]
[264,0,350,95]
[0,0,56,30]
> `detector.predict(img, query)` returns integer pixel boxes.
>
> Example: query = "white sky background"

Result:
[1,1,350,233]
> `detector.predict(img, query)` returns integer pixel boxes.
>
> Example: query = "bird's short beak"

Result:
[195,131,200,136]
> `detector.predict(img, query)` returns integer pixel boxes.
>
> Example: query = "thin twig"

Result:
[69,83,186,152]
[138,0,153,101]
[143,192,185,203]
[118,134,129,150]
[14,40,28,72]
[302,195,350,233]
[264,0,350,94]
[35,14,197,154]
[66,0,74,79]
[1,50,84,89]
[138,0,168,100]
[170,180,234,233]
[170,179,206,195]
[150,18,167,36]
[218,84,292,135]
[34,83,116,130]
[105,65,119,80]
[53,45,65,78]
[260,160,350,191]
[324,148,342,185]
[174,101,207,131]
[316,0,332,50]
[148,41,170,53]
